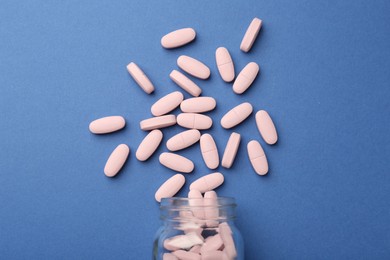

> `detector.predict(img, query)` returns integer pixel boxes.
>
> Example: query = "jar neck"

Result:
[160,197,236,228]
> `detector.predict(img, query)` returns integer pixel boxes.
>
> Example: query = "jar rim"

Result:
[160,196,237,210]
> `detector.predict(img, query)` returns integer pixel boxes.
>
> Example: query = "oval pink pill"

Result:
[159,152,194,173]
[180,97,216,113]
[221,132,241,169]
[151,91,184,116]
[104,144,130,177]
[240,17,262,52]
[163,253,178,260]
[140,114,176,131]
[89,116,125,134]
[256,110,278,145]
[190,172,224,193]
[126,62,154,94]
[166,129,201,151]
[188,190,205,220]
[219,222,237,259]
[247,140,268,175]
[204,191,219,227]
[216,47,235,82]
[155,174,185,202]
[200,134,219,169]
[172,250,201,260]
[220,102,253,129]
[201,251,228,260]
[161,28,196,49]
[170,70,202,97]
[136,130,163,161]
[177,113,213,130]
[177,55,210,79]
[233,62,259,94]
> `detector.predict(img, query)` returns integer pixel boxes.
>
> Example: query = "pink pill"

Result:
[188,190,205,220]
[177,55,210,80]
[104,144,130,177]
[219,223,237,259]
[89,116,125,134]
[216,47,235,82]
[200,134,219,169]
[247,140,268,175]
[189,245,201,254]
[151,91,184,116]
[201,250,228,260]
[204,191,219,227]
[200,234,224,253]
[161,28,196,49]
[140,114,176,131]
[126,62,154,94]
[240,17,262,52]
[256,110,278,145]
[136,130,163,161]
[220,102,253,129]
[190,172,224,193]
[167,129,201,151]
[159,152,194,173]
[180,97,216,113]
[155,174,185,202]
[221,132,241,169]
[172,250,201,260]
[163,253,178,260]
[164,232,204,251]
[233,62,259,94]
[170,70,202,97]
[177,113,213,130]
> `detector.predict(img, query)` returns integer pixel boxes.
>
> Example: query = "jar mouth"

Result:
[160,197,237,222]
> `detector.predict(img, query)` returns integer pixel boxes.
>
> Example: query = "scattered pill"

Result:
[89,116,125,134]
[163,253,178,260]
[151,91,184,116]
[247,140,268,175]
[155,174,185,202]
[233,62,259,94]
[219,223,237,259]
[126,62,154,94]
[172,250,201,260]
[136,130,163,161]
[159,152,194,173]
[200,134,219,169]
[215,47,235,82]
[177,55,210,79]
[190,172,224,193]
[221,132,241,168]
[161,28,196,49]
[240,17,262,52]
[166,129,201,151]
[180,97,216,113]
[177,113,212,130]
[220,102,253,129]
[256,110,278,145]
[170,70,202,97]
[140,114,176,131]
[104,144,130,177]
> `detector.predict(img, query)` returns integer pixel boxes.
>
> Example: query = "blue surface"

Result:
[1,0,389,259]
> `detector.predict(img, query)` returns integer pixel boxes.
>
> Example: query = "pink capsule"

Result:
[256,110,278,145]
[219,223,237,259]
[126,62,154,94]
[161,28,196,49]
[204,191,219,227]
[89,116,125,134]
[201,250,229,260]
[180,97,216,113]
[104,144,130,177]
[190,172,224,193]
[240,17,262,52]
[247,140,268,175]
[216,47,235,82]
[151,91,184,116]
[136,130,163,161]
[155,174,185,202]
[233,62,259,94]
[166,129,201,151]
[220,102,253,129]
[140,115,176,131]
[200,134,219,169]
[221,132,241,169]
[177,113,212,130]
[170,70,202,97]
[159,152,194,173]
[200,234,224,253]
[177,55,210,80]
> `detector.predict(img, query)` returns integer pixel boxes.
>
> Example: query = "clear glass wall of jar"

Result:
[153,197,244,260]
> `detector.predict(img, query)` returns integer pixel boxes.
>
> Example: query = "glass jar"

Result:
[153,197,244,260]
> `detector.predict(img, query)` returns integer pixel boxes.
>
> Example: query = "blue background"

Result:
[1,0,389,259]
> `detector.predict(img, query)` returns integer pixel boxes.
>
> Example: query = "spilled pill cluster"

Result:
[89,16,276,260]
[89,16,278,198]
